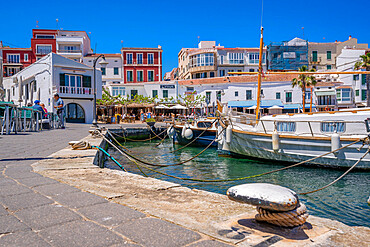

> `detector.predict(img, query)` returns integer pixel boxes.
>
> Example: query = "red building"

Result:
[31,29,58,60]
[1,46,35,77]
[121,46,162,83]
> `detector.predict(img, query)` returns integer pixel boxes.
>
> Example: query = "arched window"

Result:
[66,103,85,123]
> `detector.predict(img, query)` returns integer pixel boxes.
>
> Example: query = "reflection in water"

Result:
[106,140,370,227]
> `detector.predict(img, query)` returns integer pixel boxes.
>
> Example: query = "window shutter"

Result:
[83,76,91,88]
[60,74,65,86]
[362,75,366,85]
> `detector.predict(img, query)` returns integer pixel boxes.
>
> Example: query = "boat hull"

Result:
[224,130,370,170]
[174,126,217,147]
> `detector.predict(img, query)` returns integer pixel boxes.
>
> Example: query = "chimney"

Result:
[349,35,352,40]
[158,45,162,49]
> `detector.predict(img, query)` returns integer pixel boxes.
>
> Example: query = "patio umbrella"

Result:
[170,104,187,110]
[248,105,257,110]
[155,105,170,109]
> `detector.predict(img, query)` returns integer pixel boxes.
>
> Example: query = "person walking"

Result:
[53,94,65,129]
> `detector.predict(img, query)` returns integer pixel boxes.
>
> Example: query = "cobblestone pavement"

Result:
[0,124,232,247]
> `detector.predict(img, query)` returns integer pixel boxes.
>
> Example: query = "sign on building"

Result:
[283,52,296,59]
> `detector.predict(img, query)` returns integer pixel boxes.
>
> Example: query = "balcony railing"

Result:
[57,49,82,53]
[310,57,322,63]
[58,86,92,95]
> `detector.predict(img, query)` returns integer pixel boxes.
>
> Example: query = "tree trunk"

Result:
[302,81,306,113]
[367,67,370,107]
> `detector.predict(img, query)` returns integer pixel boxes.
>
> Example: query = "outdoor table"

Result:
[0,102,18,135]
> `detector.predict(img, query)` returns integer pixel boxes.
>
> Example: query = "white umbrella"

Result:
[155,105,169,109]
[248,105,257,110]
[268,105,283,110]
[170,104,187,110]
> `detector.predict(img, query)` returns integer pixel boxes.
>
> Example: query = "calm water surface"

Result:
[106,139,370,227]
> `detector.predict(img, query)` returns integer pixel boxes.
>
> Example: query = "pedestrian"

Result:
[53,94,65,129]
[140,110,145,123]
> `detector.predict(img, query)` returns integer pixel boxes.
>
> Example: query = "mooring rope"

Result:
[116,126,168,142]
[92,145,127,172]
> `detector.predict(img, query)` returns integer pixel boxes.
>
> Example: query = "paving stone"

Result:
[39,220,123,247]
[0,230,51,247]
[5,169,41,179]
[0,178,17,186]
[53,191,107,209]
[33,183,81,196]
[187,240,234,247]
[0,184,33,197]
[0,205,8,216]
[78,202,145,227]
[114,217,201,247]
[0,192,53,211]
[16,176,58,188]
[15,204,82,230]
[109,242,142,247]
[0,215,30,234]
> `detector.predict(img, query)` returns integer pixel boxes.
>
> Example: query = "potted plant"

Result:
[146,117,156,127]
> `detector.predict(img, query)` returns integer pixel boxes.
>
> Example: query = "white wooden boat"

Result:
[218,109,370,169]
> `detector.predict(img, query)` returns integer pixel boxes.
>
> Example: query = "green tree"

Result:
[354,52,370,107]
[292,65,317,113]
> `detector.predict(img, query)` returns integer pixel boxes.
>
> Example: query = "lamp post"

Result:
[92,55,108,126]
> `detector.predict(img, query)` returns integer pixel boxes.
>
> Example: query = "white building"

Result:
[83,53,123,87]
[3,53,102,123]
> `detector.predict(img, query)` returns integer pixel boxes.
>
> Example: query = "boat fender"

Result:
[272,129,280,152]
[226,126,232,143]
[181,126,186,138]
[167,126,175,138]
[331,133,340,153]
[227,183,299,212]
[184,128,193,140]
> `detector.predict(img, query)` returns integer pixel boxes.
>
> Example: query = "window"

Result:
[356,89,359,96]
[152,90,158,98]
[24,54,29,62]
[246,90,252,100]
[137,53,143,64]
[36,45,52,55]
[336,88,352,102]
[362,90,367,101]
[327,51,332,60]
[148,71,154,82]
[312,51,318,62]
[127,71,133,82]
[186,87,194,92]
[148,53,154,64]
[7,54,20,63]
[101,68,106,76]
[305,90,311,100]
[249,53,265,64]
[114,67,119,75]
[276,92,281,99]
[327,65,332,70]
[249,69,255,72]
[228,53,244,64]
[206,92,211,103]
[286,92,292,103]
[353,74,359,81]
[163,90,168,98]
[130,90,138,99]
[321,122,345,133]
[220,55,224,64]
[36,34,54,39]
[235,91,239,97]
[217,91,222,101]
[137,71,143,82]
[362,75,367,85]
[277,122,296,132]
[112,81,120,84]
[261,89,264,95]
[102,81,106,86]
[210,72,215,77]
[126,53,133,64]
[219,70,225,77]
[112,87,125,96]
[189,53,214,67]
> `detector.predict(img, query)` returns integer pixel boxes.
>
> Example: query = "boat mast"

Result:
[255,27,264,120]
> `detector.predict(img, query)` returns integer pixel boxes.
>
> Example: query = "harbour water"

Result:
[106,139,370,228]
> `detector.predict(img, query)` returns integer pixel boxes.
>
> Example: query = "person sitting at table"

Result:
[32,100,45,115]
[27,103,33,107]
[40,103,48,118]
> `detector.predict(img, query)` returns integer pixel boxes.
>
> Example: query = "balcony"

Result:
[189,65,216,73]
[310,57,322,64]
[57,49,82,54]
[58,86,92,97]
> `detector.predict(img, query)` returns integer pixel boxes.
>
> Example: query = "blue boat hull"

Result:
[174,126,217,147]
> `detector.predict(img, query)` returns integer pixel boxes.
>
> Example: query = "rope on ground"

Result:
[299,147,370,195]
[70,141,91,150]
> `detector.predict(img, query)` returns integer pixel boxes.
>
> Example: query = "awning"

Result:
[268,105,283,110]
[228,100,283,108]
[170,104,187,110]
[315,91,336,96]
[283,104,301,110]
[155,105,169,109]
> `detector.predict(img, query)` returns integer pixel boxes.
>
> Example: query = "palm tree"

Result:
[354,52,370,107]
[292,65,317,113]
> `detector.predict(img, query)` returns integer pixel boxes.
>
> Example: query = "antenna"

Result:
[36,20,39,28]
[197,36,200,43]
[302,27,305,40]
[121,40,123,49]
[56,18,59,30]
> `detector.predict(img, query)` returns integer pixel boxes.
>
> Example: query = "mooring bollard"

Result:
[227,183,309,227]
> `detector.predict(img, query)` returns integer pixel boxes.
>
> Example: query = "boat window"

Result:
[276,122,296,132]
[321,122,345,133]
[197,122,213,128]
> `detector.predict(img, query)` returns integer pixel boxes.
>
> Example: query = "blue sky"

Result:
[1,0,369,74]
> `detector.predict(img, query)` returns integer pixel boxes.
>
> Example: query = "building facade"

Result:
[121,46,163,83]
[0,46,35,77]
[3,53,102,123]
[177,41,267,80]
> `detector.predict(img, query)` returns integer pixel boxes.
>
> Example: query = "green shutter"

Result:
[356,90,359,96]
[312,51,317,62]
[362,90,367,101]
[59,73,65,86]
[362,75,366,85]
[327,51,331,60]
[83,76,91,88]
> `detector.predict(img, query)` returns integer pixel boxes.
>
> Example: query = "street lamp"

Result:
[92,55,108,126]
